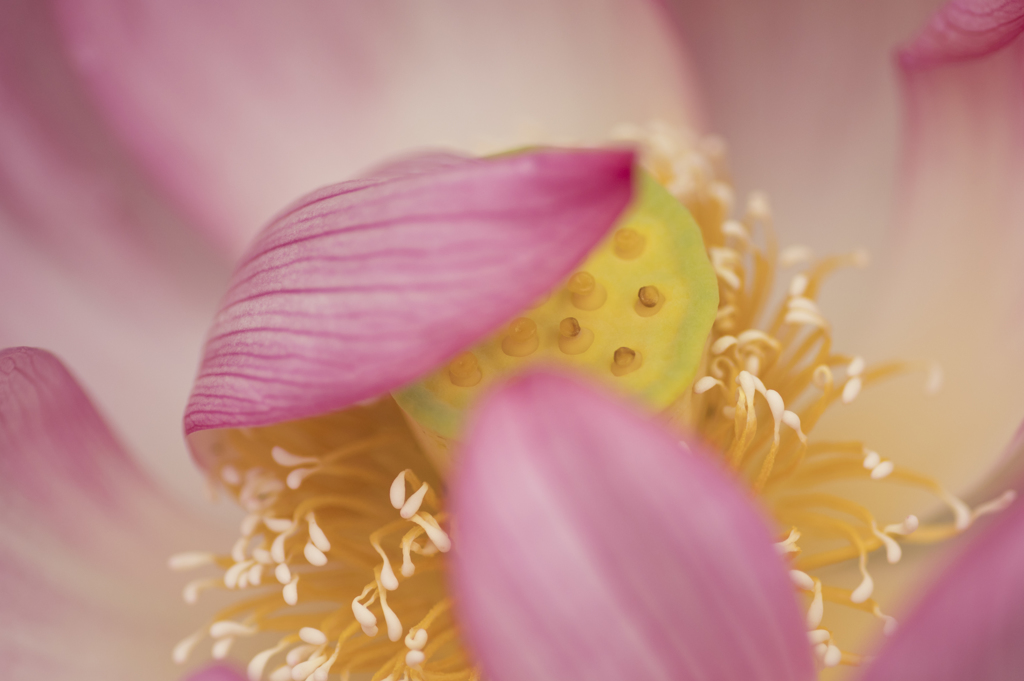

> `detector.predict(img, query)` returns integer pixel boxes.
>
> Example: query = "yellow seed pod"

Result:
[393,171,719,439]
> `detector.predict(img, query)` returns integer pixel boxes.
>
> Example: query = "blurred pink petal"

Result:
[184,664,246,681]
[0,0,231,507]
[857,0,1024,493]
[185,149,634,438]
[861,458,1024,678]
[0,347,223,681]
[54,0,701,256]
[449,370,814,681]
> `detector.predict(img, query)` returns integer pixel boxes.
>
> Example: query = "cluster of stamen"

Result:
[615,121,1016,668]
[171,403,472,681]
[172,122,1016,679]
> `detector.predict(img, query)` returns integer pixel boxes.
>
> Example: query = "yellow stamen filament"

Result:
[567,271,607,310]
[613,227,646,259]
[448,352,482,387]
[501,317,539,357]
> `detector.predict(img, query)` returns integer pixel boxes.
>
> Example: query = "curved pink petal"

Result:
[0,347,228,681]
[0,1,231,507]
[185,149,634,438]
[662,0,940,249]
[849,0,1024,493]
[54,0,701,258]
[449,370,814,681]
[861,471,1024,679]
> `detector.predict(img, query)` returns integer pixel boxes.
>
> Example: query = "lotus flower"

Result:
[3,2,1024,681]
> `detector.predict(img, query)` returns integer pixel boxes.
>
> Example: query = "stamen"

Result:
[611,346,642,376]
[567,271,607,310]
[558,316,594,355]
[501,317,539,357]
[613,227,646,259]
[272,447,319,468]
[448,352,482,387]
[169,551,216,570]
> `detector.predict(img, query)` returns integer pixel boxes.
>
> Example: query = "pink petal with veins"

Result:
[55,0,700,257]
[185,149,634,437]
[449,370,814,681]
[0,347,226,681]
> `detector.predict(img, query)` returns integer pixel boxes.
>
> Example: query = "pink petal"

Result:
[53,0,700,257]
[449,370,814,681]
[185,149,634,439]
[0,2,231,508]
[0,347,227,680]
[184,664,246,681]
[661,0,938,249]
[860,471,1024,679]
[853,0,1024,493]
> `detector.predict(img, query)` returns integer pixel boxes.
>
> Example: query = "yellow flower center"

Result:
[171,123,1014,680]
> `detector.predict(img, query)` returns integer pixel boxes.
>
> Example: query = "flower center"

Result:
[172,123,1015,679]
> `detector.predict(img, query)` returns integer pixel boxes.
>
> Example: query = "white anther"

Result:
[788,274,809,297]
[210,621,257,638]
[874,605,899,635]
[842,377,863,404]
[286,645,317,667]
[884,515,919,535]
[264,517,295,533]
[786,296,820,314]
[823,644,842,668]
[221,466,241,486]
[299,627,327,645]
[401,546,416,577]
[352,598,378,633]
[306,513,331,552]
[247,563,264,586]
[871,461,895,480]
[405,628,428,651]
[807,629,830,645]
[405,650,426,667]
[806,580,824,629]
[851,571,874,604]
[872,523,903,564]
[847,356,865,377]
[747,191,771,221]
[271,446,319,468]
[275,562,292,584]
[780,245,813,267]
[304,541,328,567]
[410,515,451,552]
[390,471,407,510]
[721,219,749,241]
[926,364,944,394]
[814,643,828,662]
[287,467,317,490]
[972,490,1017,520]
[785,309,828,328]
[169,551,216,571]
[232,537,249,563]
[269,666,292,681]
[225,560,254,589]
[813,365,833,389]
[782,411,807,443]
[241,513,262,536]
[381,599,404,642]
[694,376,723,394]
[212,636,235,660]
[172,630,203,664]
[253,548,273,564]
[790,570,814,591]
[238,570,249,589]
[292,655,327,681]
[715,266,742,290]
[312,650,340,681]
[249,642,288,681]
[750,374,767,396]
[775,528,801,554]
[271,531,292,564]
[378,552,399,591]
[737,371,756,402]
[711,336,737,355]
[240,472,285,513]
[401,483,430,519]
[765,390,785,424]
[283,577,299,606]
[862,450,881,469]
